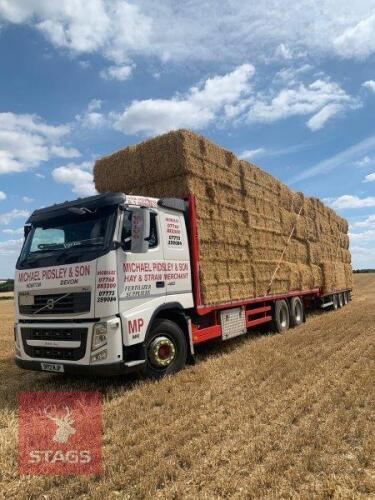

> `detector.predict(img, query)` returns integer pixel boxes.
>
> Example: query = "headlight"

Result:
[90,349,107,363]
[92,322,108,351]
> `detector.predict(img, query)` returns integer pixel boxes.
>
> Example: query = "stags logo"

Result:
[44,406,76,444]
[18,392,102,476]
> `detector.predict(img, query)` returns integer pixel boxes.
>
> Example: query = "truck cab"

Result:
[14,193,194,377]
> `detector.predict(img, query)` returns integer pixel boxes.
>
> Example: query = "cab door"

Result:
[117,208,166,312]
[159,209,192,298]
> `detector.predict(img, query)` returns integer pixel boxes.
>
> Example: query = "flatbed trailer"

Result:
[186,194,352,345]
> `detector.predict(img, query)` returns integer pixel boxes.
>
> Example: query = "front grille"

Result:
[21,327,87,361]
[19,292,91,315]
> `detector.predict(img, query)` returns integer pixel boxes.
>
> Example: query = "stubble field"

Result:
[0,274,374,498]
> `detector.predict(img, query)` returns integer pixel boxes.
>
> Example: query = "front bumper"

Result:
[14,317,138,376]
[15,357,145,376]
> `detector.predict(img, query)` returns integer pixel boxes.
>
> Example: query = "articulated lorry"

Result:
[14,191,351,378]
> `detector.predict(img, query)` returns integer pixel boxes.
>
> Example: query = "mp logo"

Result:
[18,391,102,476]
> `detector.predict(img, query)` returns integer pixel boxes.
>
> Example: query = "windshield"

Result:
[17,205,117,269]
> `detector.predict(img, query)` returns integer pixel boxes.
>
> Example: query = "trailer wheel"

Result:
[289,297,304,327]
[343,292,349,305]
[141,319,187,379]
[272,300,290,333]
[338,293,344,308]
[332,294,338,311]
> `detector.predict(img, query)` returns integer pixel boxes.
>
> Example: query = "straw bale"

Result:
[94,129,352,305]
[320,262,348,293]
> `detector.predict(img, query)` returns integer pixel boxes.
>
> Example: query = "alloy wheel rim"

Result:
[149,336,176,368]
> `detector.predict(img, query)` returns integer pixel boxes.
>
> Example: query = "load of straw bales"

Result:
[94,129,352,305]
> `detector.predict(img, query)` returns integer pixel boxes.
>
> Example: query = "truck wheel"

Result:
[272,300,290,333]
[141,319,187,379]
[332,294,338,311]
[338,293,344,308]
[289,297,304,327]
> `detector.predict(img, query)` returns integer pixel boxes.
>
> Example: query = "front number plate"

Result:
[41,362,64,373]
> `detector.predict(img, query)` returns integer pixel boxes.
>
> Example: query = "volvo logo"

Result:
[46,299,55,310]
[33,292,70,315]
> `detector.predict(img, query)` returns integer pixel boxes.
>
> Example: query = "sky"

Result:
[0,0,374,277]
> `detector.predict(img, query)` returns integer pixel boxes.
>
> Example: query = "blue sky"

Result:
[0,0,374,277]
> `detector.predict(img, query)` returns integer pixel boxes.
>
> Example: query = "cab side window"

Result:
[121,211,158,251]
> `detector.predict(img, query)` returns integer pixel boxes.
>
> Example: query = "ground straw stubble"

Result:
[0,274,373,498]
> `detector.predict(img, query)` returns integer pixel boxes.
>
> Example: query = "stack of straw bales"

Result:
[94,130,352,305]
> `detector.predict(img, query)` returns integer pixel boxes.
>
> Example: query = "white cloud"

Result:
[364,172,375,182]
[76,99,107,129]
[22,196,35,203]
[275,64,313,84]
[356,155,372,167]
[0,0,151,66]
[362,80,375,92]
[306,103,343,131]
[2,1,375,68]
[0,112,78,174]
[110,68,356,136]
[101,64,134,81]
[274,43,294,61]
[247,79,357,129]
[0,238,23,256]
[350,244,375,268]
[330,195,375,209]
[239,148,266,160]
[289,134,375,184]
[2,227,23,235]
[50,145,81,158]
[334,14,375,59]
[114,64,255,135]
[0,191,6,201]
[78,60,90,69]
[35,173,45,179]
[352,214,375,228]
[349,229,375,242]
[0,209,30,225]
[52,161,97,197]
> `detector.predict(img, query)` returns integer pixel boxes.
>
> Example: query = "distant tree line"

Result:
[0,279,14,292]
[353,269,375,274]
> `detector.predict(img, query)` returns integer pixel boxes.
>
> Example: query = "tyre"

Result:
[272,300,290,333]
[343,292,349,305]
[332,294,338,311]
[289,297,304,327]
[141,319,187,379]
[338,293,344,308]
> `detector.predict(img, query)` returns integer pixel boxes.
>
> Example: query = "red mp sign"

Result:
[18,391,102,476]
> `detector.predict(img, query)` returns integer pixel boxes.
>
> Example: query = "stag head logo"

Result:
[44,406,76,444]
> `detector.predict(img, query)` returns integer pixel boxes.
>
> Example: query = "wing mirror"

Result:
[130,208,150,253]
[24,224,32,239]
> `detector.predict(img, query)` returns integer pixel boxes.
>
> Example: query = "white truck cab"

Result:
[14,193,194,377]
